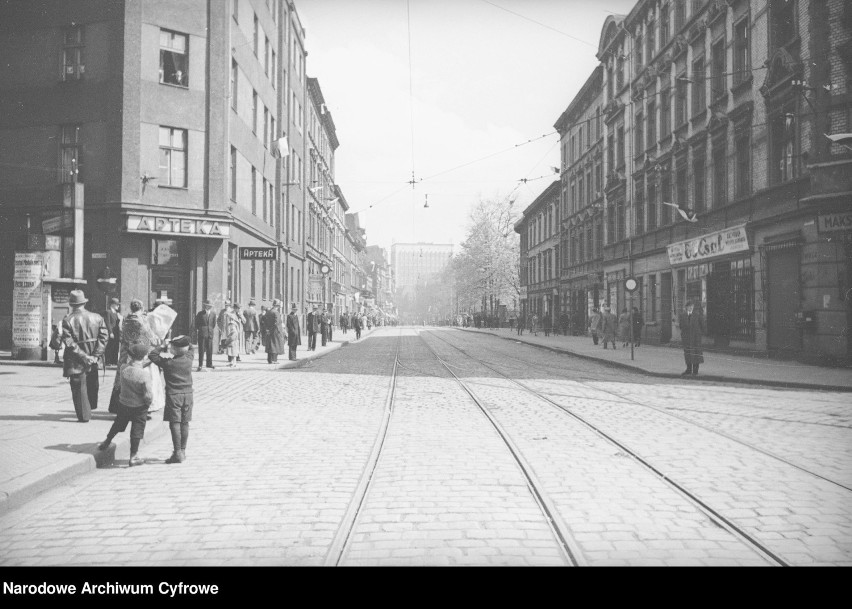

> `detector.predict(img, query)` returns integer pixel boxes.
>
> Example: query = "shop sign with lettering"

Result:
[817,212,852,233]
[126,215,230,238]
[667,224,749,265]
[240,247,277,260]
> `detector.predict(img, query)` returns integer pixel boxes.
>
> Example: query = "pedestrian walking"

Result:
[103,298,122,366]
[97,342,153,466]
[600,305,618,349]
[320,307,330,346]
[286,303,301,360]
[220,305,241,367]
[588,307,602,345]
[678,299,705,376]
[49,324,62,364]
[306,305,319,350]
[352,312,362,340]
[632,307,644,347]
[233,303,246,362]
[243,300,259,354]
[340,311,349,335]
[265,299,286,364]
[61,290,108,422]
[259,304,269,353]
[148,335,194,464]
[560,312,570,336]
[618,307,631,347]
[530,313,539,337]
[543,314,552,337]
[194,299,217,371]
[517,313,524,335]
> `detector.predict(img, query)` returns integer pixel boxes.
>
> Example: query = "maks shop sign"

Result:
[126,214,230,238]
[667,224,749,265]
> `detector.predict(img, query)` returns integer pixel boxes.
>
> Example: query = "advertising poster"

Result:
[13,252,45,352]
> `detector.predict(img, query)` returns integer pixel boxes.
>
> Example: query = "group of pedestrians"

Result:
[587,305,644,350]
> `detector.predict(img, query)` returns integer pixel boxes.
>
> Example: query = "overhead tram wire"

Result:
[478,0,599,50]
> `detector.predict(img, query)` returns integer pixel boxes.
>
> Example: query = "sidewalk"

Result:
[0,327,374,516]
[458,327,852,392]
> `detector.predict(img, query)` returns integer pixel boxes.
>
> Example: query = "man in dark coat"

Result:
[320,306,330,347]
[103,297,122,366]
[265,299,286,363]
[678,299,705,376]
[243,300,259,354]
[352,312,362,340]
[306,305,319,351]
[286,303,301,360]
[339,311,349,335]
[194,299,217,371]
[61,290,108,422]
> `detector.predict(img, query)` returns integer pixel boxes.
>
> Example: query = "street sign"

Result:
[625,277,638,293]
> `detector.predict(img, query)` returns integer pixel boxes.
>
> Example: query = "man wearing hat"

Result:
[103,297,122,366]
[265,299,286,363]
[320,305,330,347]
[678,299,705,376]
[194,299,217,371]
[286,303,301,361]
[61,290,108,422]
[306,305,319,351]
[243,300,259,355]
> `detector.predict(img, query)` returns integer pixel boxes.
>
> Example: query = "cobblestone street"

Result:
[1,328,850,566]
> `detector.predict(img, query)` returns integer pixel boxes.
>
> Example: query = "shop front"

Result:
[668,224,755,349]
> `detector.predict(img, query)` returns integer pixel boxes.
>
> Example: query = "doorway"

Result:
[660,272,672,343]
[767,247,802,352]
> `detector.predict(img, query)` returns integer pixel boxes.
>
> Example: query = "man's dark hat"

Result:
[171,335,190,348]
[291,303,298,310]
[109,297,120,306]
[203,299,213,306]
[69,290,88,305]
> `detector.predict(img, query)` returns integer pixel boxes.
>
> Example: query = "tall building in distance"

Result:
[391,243,454,294]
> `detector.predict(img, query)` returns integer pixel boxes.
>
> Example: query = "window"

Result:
[579,126,584,153]
[616,55,625,91]
[265,36,270,77]
[251,167,257,214]
[587,120,591,148]
[231,62,239,113]
[675,73,688,126]
[595,220,603,258]
[691,57,705,116]
[252,91,258,133]
[595,163,603,195]
[607,67,615,101]
[62,25,84,81]
[693,151,706,211]
[616,197,625,241]
[647,98,657,148]
[660,170,672,225]
[660,5,670,47]
[570,135,576,163]
[635,111,644,156]
[616,125,625,167]
[233,0,239,22]
[230,146,237,201]
[675,1,685,31]
[770,0,796,50]
[635,33,643,71]
[253,14,259,56]
[263,107,269,148]
[712,138,727,205]
[661,83,671,139]
[635,176,646,233]
[770,104,797,183]
[711,37,726,100]
[270,116,276,152]
[676,156,688,212]
[646,21,655,61]
[271,49,277,88]
[733,19,750,87]
[648,175,660,230]
[59,125,82,183]
[579,174,585,207]
[158,127,187,187]
[735,125,751,197]
[262,178,268,223]
[159,30,188,87]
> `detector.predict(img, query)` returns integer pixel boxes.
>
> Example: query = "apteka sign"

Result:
[126,214,230,238]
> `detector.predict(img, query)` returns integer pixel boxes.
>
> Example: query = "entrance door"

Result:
[150,239,190,336]
[767,247,802,351]
[707,262,731,347]
[660,272,672,343]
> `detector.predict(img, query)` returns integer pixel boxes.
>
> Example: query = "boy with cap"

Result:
[148,335,195,463]
[98,342,153,466]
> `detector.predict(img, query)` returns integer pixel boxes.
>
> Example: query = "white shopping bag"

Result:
[147,304,177,341]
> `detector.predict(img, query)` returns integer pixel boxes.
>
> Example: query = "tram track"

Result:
[434,329,852,494]
[423,328,790,567]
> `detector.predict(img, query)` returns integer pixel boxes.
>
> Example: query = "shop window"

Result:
[730,258,755,340]
[152,240,179,266]
[159,29,188,87]
[62,25,84,81]
[159,126,187,188]
[649,274,657,321]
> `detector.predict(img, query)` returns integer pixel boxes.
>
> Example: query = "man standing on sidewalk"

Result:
[286,304,301,360]
[194,299,216,371]
[678,299,705,376]
[243,300,259,354]
[61,290,108,422]
[352,311,362,340]
[103,298,122,366]
[320,306,330,347]
[306,305,319,351]
[588,306,602,346]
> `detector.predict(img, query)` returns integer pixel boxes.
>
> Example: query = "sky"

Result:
[297,0,637,254]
